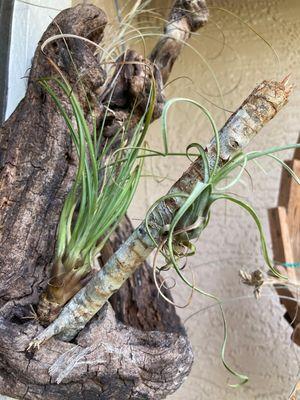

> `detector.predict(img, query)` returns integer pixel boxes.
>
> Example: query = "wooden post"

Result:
[268,134,300,345]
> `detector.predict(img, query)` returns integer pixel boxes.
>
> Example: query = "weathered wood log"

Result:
[0,304,193,399]
[0,2,209,399]
[0,4,107,307]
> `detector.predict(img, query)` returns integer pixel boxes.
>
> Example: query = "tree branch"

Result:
[150,0,209,82]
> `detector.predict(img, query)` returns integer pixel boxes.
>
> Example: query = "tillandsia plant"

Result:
[37,76,156,324]
[151,84,299,290]
[34,0,210,326]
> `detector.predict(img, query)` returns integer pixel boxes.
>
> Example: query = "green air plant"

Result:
[150,106,296,284]
[37,76,155,324]
[34,0,211,326]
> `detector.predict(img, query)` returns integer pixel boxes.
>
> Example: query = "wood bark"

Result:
[0,2,209,399]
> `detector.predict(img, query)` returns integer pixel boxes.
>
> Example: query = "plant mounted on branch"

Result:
[37,75,156,324]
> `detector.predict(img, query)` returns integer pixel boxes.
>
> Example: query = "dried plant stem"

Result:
[28,79,291,348]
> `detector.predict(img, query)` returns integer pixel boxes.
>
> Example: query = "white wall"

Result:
[5,0,71,119]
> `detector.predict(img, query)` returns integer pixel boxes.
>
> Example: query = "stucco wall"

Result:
[78,1,300,399]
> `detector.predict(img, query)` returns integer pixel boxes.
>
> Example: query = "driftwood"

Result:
[269,135,300,345]
[0,2,209,399]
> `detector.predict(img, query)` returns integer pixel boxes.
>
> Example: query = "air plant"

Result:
[36,0,210,325]
[37,76,155,324]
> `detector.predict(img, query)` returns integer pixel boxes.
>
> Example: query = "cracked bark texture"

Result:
[0,2,209,399]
